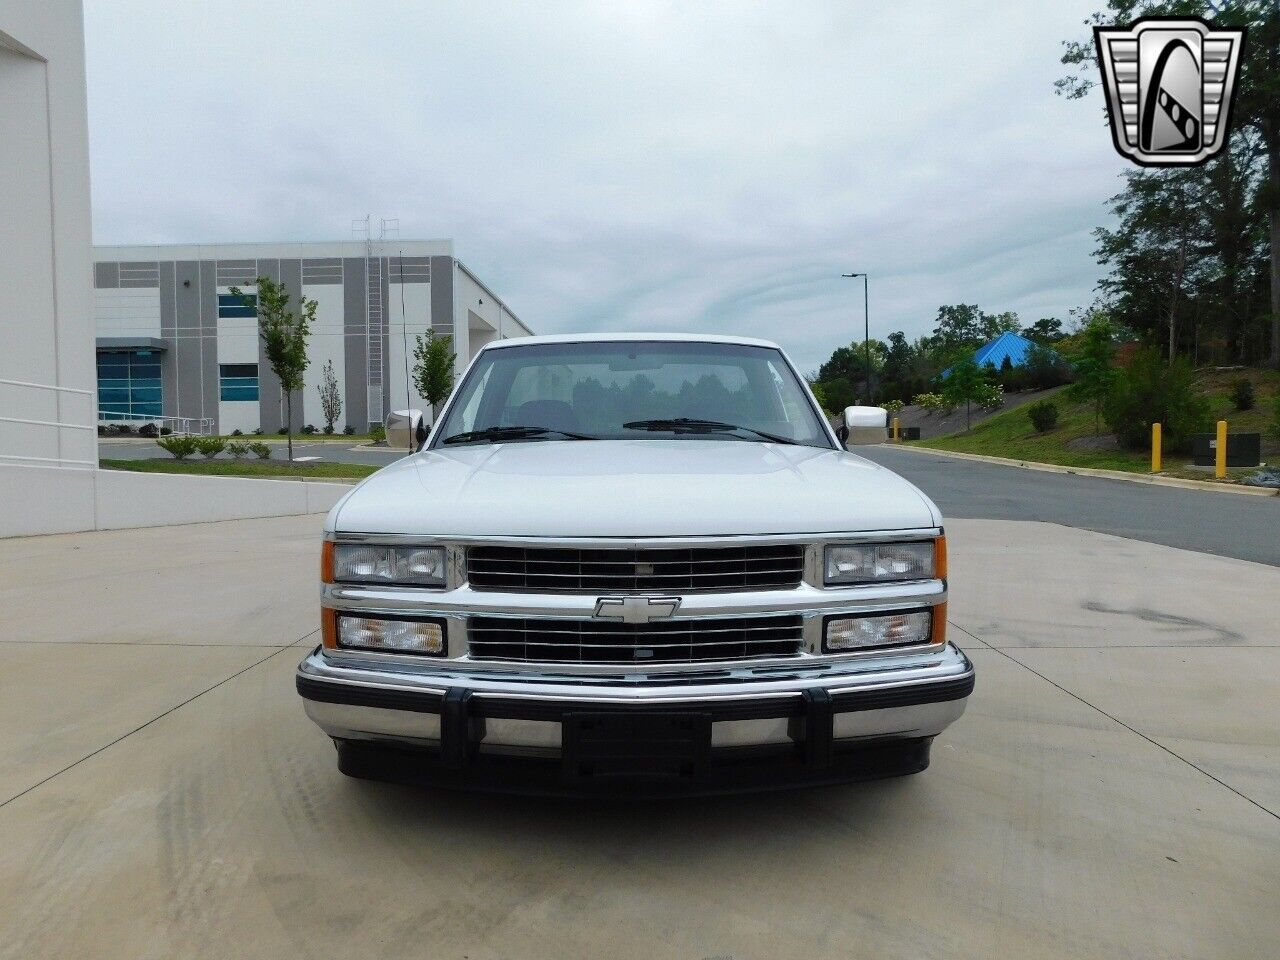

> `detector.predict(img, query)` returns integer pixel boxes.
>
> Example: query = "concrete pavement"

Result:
[1,515,1277,959]
[858,444,1280,566]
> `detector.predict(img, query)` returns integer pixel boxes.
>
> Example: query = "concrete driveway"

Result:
[1,515,1277,959]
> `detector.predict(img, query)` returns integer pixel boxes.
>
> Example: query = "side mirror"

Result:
[386,409,426,451]
[841,405,888,446]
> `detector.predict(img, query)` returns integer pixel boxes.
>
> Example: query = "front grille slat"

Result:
[468,615,804,665]
[467,545,805,593]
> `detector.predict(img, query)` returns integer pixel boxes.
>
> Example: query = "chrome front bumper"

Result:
[296,642,974,792]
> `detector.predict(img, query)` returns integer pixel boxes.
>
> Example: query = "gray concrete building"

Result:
[93,241,531,434]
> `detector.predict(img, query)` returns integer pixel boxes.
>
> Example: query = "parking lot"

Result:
[2,505,1277,960]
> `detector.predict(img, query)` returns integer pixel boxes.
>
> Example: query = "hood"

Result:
[330,439,940,537]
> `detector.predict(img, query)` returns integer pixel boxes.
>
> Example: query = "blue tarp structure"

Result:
[943,331,1046,377]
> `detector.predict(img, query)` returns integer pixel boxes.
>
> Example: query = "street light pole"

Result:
[841,272,871,403]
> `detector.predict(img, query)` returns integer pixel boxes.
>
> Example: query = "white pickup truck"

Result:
[297,334,973,794]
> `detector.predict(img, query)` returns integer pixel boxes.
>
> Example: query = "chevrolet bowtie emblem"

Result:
[1094,16,1245,167]
[593,596,682,624]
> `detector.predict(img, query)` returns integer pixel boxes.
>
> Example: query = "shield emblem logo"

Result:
[1094,17,1246,167]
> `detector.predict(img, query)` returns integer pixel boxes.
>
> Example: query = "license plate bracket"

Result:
[562,711,712,782]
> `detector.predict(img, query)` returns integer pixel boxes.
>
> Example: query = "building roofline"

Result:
[453,259,532,336]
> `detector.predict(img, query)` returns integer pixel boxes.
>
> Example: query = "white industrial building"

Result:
[93,242,531,435]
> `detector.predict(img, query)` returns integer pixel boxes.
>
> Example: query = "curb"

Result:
[884,444,1280,498]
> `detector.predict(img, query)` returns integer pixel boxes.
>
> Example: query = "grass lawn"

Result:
[910,369,1279,479]
[100,458,377,481]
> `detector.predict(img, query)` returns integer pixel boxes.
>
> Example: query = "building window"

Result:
[219,363,259,402]
[217,292,257,318]
[97,352,163,420]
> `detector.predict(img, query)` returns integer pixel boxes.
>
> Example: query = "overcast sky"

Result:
[84,1,1126,374]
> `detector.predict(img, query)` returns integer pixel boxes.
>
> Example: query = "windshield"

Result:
[432,340,833,449]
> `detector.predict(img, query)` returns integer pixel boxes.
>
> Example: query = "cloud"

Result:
[85,0,1123,373]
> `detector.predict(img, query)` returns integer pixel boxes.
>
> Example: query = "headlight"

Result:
[332,544,446,587]
[824,609,934,652]
[824,540,937,585]
[333,613,446,655]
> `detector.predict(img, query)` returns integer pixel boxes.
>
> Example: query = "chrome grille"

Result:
[467,614,804,664]
[466,545,806,593]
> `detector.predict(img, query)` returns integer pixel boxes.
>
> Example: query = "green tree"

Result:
[231,277,315,461]
[317,359,342,434]
[818,376,856,413]
[1067,319,1118,434]
[1104,347,1210,450]
[942,356,995,432]
[1058,0,1280,367]
[411,330,456,418]
[1094,165,1211,360]
[1023,317,1064,345]
[931,305,988,352]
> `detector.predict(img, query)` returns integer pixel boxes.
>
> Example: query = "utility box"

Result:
[901,427,922,441]
[1191,432,1261,468]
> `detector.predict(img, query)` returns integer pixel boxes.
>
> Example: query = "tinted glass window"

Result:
[435,341,831,448]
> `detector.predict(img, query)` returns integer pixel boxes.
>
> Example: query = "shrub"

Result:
[323,424,334,435]
[301,423,317,435]
[138,422,159,438]
[1103,347,1209,451]
[193,436,227,459]
[913,392,944,414]
[160,426,172,436]
[252,427,264,435]
[1023,343,1073,390]
[343,425,355,436]
[976,382,1004,412]
[248,441,272,459]
[882,398,904,419]
[1231,378,1255,411]
[370,423,386,443]
[277,427,288,436]
[156,435,199,459]
[224,441,249,458]
[231,428,243,437]
[1027,399,1059,432]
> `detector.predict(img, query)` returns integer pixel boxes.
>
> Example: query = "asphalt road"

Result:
[858,444,1280,567]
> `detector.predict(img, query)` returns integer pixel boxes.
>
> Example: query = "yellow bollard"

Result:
[892,417,900,442]
[1215,420,1227,479]
[1151,422,1161,473]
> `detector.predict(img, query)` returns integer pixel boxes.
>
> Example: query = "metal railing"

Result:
[0,378,97,469]
[96,411,214,436]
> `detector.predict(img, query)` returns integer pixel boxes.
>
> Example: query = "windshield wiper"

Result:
[622,418,797,445]
[441,425,593,445]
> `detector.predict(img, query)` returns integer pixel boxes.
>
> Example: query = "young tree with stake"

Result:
[317,359,342,434]
[412,330,456,420]
[231,277,315,461]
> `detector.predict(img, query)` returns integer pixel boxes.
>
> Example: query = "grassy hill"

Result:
[909,368,1279,478]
